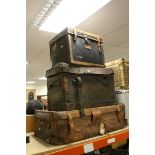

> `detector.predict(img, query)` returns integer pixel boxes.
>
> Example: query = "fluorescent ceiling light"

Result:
[38,77,47,80]
[35,0,111,33]
[30,0,60,29]
[26,81,36,84]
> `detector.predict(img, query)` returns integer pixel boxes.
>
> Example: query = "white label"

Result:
[100,123,105,135]
[107,138,115,144]
[83,143,94,153]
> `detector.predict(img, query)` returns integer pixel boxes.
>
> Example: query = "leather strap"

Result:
[73,77,85,118]
[91,110,102,125]
[116,106,121,122]
[73,29,77,40]
[51,113,58,141]
[97,36,101,52]
[67,112,75,133]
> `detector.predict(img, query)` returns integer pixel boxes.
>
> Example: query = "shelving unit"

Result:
[27,127,128,155]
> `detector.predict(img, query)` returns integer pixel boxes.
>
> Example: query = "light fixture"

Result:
[38,77,47,80]
[26,61,28,65]
[26,81,36,84]
[30,0,61,30]
[30,0,111,33]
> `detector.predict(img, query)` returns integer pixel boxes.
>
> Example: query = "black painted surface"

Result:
[49,28,105,66]
[70,35,104,64]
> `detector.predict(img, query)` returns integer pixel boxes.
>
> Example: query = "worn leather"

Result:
[35,104,126,145]
[47,71,115,113]
[49,28,105,67]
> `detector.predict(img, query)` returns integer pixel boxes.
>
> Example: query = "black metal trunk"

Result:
[46,63,115,112]
[49,28,105,67]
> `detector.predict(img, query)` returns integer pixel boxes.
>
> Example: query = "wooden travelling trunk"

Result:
[49,28,105,67]
[46,63,115,114]
[35,104,126,145]
[106,58,129,90]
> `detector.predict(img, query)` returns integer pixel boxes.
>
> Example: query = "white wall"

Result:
[26,84,47,96]
[105,50,129,63]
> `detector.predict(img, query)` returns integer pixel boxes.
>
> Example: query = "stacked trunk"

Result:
[35,104,126,145]
[35,28,127,145]
[106,58,129,90]
[46,63,115,113]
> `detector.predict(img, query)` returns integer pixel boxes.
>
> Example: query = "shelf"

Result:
[31,127,128,155]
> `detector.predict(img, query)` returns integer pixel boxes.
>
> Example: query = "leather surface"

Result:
[35,104,126,145]
[47,73,115,111]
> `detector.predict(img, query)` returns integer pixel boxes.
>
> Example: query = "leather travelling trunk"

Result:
[49,28,105,67]
[35,104,126,145]
[46,63,115,113]
[106,58,129,90]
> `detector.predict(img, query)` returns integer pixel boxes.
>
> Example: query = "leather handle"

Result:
[72,77,83,87]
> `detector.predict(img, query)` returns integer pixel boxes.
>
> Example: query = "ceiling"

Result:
[26,0,129,85]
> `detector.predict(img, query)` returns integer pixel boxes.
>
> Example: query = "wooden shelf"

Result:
[30,127,128,155]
